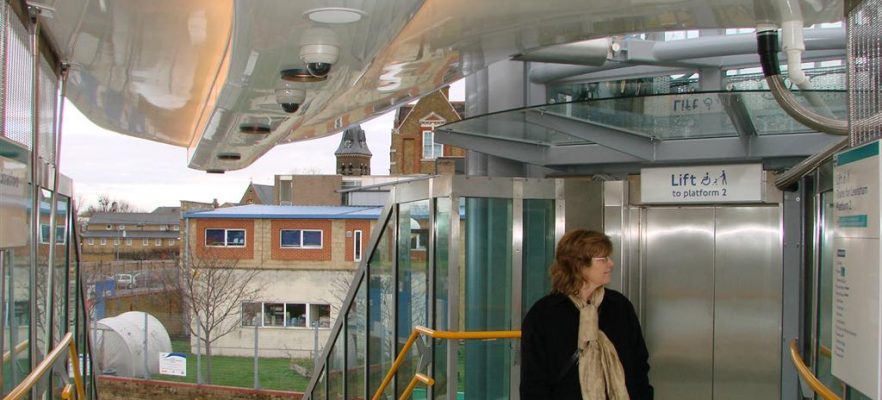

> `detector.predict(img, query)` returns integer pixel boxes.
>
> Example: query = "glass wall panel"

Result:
[521,199,555,315]
[462,197,512,399]
[432,198,451,400]
[367,216,395,399]
[397,200,430,399]
[346,279,366,399]
[313,367,327,400]
[328,333,345,399]
[0,151,31,394]
[34,190,52,363]
[53,197,70,346]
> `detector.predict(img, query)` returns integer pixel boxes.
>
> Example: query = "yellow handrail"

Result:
[4,333,86,400]
[789,339,841,400]
[819,344,832,358]
[2,340,30,363]
[399,373,435,400]
[372,326,521,400]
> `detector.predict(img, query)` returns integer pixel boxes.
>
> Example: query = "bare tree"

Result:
[175,251,262,383]
[79,194,140,218]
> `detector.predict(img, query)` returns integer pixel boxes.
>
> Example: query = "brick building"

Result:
[80,208,181,262]
[334,125,371,176]
[183,204,381,357]
[390,88,465,175]
[239,183,274,205]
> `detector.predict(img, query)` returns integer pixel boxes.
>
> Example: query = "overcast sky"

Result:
[60,81,463,212]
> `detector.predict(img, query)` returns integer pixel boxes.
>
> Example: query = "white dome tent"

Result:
[94,311,172,377]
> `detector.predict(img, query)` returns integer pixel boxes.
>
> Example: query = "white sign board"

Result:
[832,140,882,400]
[640,164,763,204]
[159,352,187,377]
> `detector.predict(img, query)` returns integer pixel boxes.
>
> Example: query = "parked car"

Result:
[113,273,134,289]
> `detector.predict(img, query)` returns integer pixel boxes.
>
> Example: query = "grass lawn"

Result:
[147,339,315,392]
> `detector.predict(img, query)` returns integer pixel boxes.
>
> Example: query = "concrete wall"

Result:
[195,269,353,358]
[96,376,302,400]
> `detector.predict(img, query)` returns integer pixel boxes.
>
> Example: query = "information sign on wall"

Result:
[832,140,882,400]
[159,352,187,376]
[640,163,763,204]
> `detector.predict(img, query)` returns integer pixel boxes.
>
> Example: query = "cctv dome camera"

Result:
[275,88,306,114]
[300,27,339,77]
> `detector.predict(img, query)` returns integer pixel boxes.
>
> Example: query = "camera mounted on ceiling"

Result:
[275,87,306,113]
[299,27,339,78]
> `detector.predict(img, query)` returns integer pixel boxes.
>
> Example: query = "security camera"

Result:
[299,27,339,78]
[275,88,306,113]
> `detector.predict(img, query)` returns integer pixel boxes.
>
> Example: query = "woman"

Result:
[520,229,652,399]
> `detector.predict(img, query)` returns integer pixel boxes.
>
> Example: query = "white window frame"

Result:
[155,239,162,246]
[240,301,331,329]
[279,229,323,249]
[119,224,126,230]
[353,230,363,262]
[100,239,107,245]
[142,239,149,246]
[205,228,246,247]
[126,239,132,246]
[173,225,180,231]
[168,239,176,246]
[87,239,94,246]
[421,130,443,160]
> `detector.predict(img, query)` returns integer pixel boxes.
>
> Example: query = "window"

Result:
[106,225,112,230]
[39,224,66,244]
[87,239,94,246]
[113,239,120,246]
[100,239,107,246]
[142,239,149,246]
[280,229,322,248]
[411,229,428,250]
[160,225,168,231]
[353,230,363,261]
[264,303,285,327]
[422,130,443,159]
[173,225,180,231]
[155,239,162,246]
[119,225,126,230]
[205,228,246,247]
[242,303,262,326]
[240,302,331,328]
[126,239,132,246]
[168,239,176,246]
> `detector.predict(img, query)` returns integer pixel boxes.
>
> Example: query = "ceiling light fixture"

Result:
[217,152,242,161]
[280,68,328,83]
[239,122,272,134]
[304,7,366,24]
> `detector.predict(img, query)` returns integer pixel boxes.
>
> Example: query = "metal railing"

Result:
[4,332,86,400]
[788,339,842,400]
[372,326,521,400]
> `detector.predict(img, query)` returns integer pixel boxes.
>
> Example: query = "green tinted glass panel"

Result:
[397,200,430,399]
[463,197,512,399]
[346,279,366,399]
[433,198,451,400]
[367,216,395,399]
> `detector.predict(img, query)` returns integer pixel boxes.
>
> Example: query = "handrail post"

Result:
[68,337,86,400]
[372,329,421,400]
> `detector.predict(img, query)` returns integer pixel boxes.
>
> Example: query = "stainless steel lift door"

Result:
[643,206,782,400]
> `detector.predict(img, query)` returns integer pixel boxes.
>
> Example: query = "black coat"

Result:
[520,290,653,399]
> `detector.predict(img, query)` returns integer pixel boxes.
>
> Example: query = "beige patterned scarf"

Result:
[569,288,630,400]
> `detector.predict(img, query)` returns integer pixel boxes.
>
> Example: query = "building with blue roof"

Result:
[182,203,382,358]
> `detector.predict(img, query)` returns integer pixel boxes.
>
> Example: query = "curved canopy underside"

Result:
[43,0,844,171]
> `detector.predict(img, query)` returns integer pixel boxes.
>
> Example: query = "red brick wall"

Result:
[270,220,332,261]
[194,220,254,260]
[344,220,372,262]
[96,376,303,400]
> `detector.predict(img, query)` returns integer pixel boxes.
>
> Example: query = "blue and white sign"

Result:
[159,352,187,377]
[640,164,763,204]
[832,140,882,399]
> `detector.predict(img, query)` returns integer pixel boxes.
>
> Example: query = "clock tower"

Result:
[335,125,372,176]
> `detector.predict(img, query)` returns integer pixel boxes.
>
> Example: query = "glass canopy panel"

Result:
[439,90,847,144]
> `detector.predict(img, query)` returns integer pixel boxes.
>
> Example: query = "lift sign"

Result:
[640,164,763,204]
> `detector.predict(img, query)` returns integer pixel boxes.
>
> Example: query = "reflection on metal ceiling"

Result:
[435,91,847,173]
[44,0,845,171]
